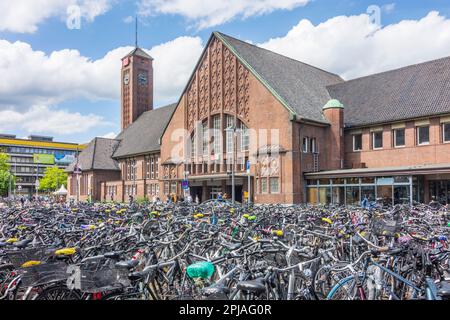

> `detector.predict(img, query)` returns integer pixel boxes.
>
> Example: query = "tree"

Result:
[39,166,68,193]
[0,153,10,171]
[0,153,15,196]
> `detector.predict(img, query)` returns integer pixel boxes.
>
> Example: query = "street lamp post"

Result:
[225,125,241,205]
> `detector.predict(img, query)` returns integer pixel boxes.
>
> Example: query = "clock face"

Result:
[138,73,148,86]
[123,73,130,85]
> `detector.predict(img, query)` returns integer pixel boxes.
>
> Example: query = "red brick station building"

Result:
[67,32,450,206]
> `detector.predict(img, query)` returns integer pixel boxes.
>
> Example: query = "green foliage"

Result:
[38,166,68,192]
[136,196,148,205]
[0,153,14,196]
[0,153,10,172]
[0,171,15,197]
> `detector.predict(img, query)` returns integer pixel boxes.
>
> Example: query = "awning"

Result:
[179,173,254,181]
[305,163,450,179]
[53,185,68,195]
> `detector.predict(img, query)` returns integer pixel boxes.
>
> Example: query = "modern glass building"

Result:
[0,134,85,196]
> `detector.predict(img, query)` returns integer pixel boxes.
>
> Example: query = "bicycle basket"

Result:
[372,218,400,237]
[19,262,68,287]
[5,247,55,268]
[67,265,130,293]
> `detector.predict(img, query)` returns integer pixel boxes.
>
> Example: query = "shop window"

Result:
[361,177,375,184]
[377,185,393,206]
[346,186,360,206]
[307,188,318,204]
[332,178,345,185]
[394,185,410,205]
[332,187,345,205]
[319,187,331,204]
[347,177,360,185]
[361,186,376,202]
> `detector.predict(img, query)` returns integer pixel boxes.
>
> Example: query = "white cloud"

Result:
[0,35,203,110]
[149,36,204,103]
[123,16,134,24]
[138,0,310,30]
[0,105,107,135]
[260,11,450,80]
[100,132,117,139]
[0,40,131,110]
[0,0,113,33]
[382,3,396,14]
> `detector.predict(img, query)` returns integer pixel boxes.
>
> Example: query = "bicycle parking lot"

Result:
[0,200,449,300]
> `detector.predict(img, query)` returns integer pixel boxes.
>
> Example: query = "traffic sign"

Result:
[35,180,40,187]
[246,160,251,174]
[182,180,189,190]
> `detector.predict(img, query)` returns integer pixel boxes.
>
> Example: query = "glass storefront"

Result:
[332,187,345,205]
[346,186,360,206]
[429,180,450,205]
[306,176,413,206]
[319,187,331,204]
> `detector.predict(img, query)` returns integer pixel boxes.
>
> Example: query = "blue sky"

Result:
[0,0,450,143]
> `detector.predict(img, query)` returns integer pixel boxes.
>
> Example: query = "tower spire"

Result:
[135,15,138,48]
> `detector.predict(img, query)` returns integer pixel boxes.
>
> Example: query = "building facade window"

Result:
[164,182,169,195]
[310,138,317,153]
[240,121,249,152]
[261,178,268,194]
[302,137,309,153]
[212,115,221,155]
[443,122,450,143]
[202,120,209,156]
[417,126,430,145]
[150,157,155,179]
[394,128,405,147]
[226,115,235,153]
[353,134,362,151]
[372,131,383,149]
[270,178,280,194]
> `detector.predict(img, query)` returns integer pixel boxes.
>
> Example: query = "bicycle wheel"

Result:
[34,285,82,300]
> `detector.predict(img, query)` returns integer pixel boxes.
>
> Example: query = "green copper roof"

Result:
[323,99,344,110]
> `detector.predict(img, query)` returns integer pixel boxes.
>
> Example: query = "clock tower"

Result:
[120,47,154,131]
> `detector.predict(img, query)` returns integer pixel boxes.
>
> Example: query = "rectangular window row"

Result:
[352,122,450,151]
[257,177,280,194]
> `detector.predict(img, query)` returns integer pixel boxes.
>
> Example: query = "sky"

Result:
[0,0,450,143]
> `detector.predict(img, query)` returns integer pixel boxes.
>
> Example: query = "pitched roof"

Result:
[215,32,344,124]
[66,138,120,172]
[327,56,450,128]
[113,103,177,158]
[123,47,153,60]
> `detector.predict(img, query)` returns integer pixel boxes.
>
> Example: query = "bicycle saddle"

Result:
[437,281,450,298]
[202,284,231,296]
[202,284,230,300]
[13,239,33,249]
[237,278,266,294]
[115,259,139,270]
[222,242,241,251]
[104,251,123,260]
